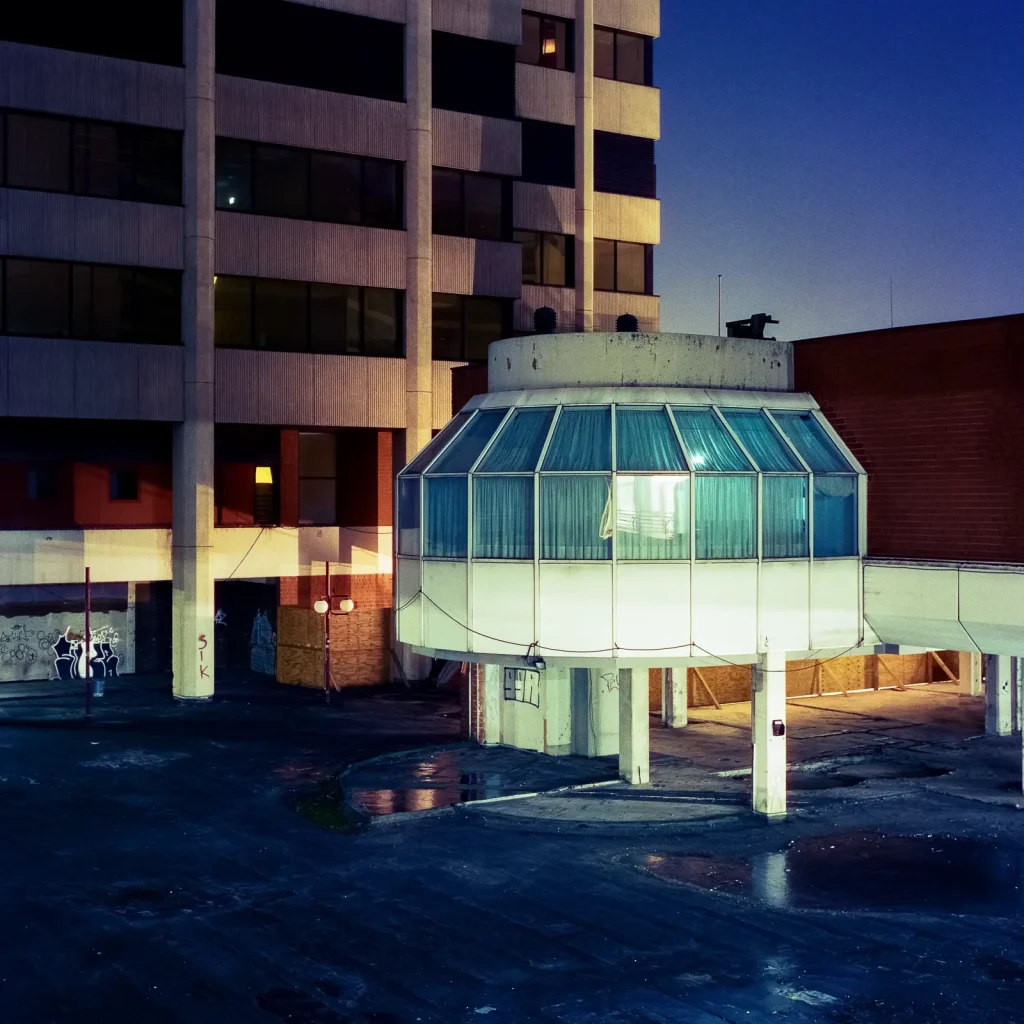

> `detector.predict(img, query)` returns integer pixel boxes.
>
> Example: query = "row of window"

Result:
[516,12,653,87]
[0,109,182,205]
[400,472,857,562]
[215,138,403,229]
[433,169,510,242]
[25,466,140,503]
[214,277,403,357]
[0,258,181,345]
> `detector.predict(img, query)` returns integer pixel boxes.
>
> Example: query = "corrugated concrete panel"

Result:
[595,0,661,36]
[593,291,660,332]
[432,361,466,429]
[215,350,405,428]
[2,339,182,420]
[595,192,660,244]
[216,76,405,160]
[1,190,183,268]
[513,182,575,233]
[0,43,183,128]
[215,213,406,287]
[432,110,521,176]
[594,78,660,139]
[285,0,405,20]
[367,358,406,428]
[432,236,522,298]
[433,0,521,43]
[525,0,575,17]
[516,64,575,125]
[516,284,577,333]
[0,340,8,416]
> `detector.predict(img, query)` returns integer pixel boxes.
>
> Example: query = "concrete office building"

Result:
[0,0,661,693]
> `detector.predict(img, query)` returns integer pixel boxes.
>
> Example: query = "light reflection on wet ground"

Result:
[641,830,1024,916]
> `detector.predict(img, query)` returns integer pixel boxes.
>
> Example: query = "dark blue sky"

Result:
[654,1,1023,340]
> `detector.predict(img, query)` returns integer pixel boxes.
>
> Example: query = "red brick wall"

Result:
[451,364,488,416]
[337,430,394,527]
[793,314,1024,563]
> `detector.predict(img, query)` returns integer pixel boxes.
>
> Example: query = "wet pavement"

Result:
[2,678,1024,1022]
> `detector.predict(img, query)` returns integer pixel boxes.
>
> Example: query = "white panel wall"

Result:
[863,564,973,650]
[422,560,469,652]
[959,570,1024,656]
[615,562,690,656]
[759,560,811,653]
[810,558,862,649]
[396,556,423,649]
[691,562,758,657]
[471,562,536,654]
[537,563,614,657]
[501,679,546,752]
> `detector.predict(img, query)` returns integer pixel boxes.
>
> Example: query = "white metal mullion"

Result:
[610,404,618,660]
[533,405,562,653]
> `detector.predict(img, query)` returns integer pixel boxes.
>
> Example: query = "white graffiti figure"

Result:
[51,626,120,681]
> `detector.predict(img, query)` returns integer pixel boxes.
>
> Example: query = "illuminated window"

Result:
[517,12,573,71]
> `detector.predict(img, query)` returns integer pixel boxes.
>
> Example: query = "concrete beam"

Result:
[618,668,649,784]
[752,650,787,819]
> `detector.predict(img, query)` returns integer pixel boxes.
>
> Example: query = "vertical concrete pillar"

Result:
[481,663,501,745]
[544,667,572,755]
[662,667,688,728]
[1014,656,1022,734]
[958,650,982,696]
[574,0,595,332]
[405,0,433,459]
[618,668,650,784]
[124,582,137,676]
[984,654,1013,736]
[173,0,216,700]
[752,650,787,818]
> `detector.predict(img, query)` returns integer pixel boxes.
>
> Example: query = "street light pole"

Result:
[718,274,722,336]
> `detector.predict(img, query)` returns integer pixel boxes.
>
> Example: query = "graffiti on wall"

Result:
[0,625,64,667]
[250,610,276,676]
[51,626,120,680]
[503,668,541,708]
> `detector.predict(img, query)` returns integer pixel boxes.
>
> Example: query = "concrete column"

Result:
[752,650,788,818]
[544,667,572,755]
[618,668,650,784]
[405,0,433,459]
[985,654,1014,736]
[173,0,216,700]
[1015,656,1022,734]
[574,0,595,332]
[662,667,688,728]
[480,663,501,744]
[958,650,982,696]
[124,582,136,676]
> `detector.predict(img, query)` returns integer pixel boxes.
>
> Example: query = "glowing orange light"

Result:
[542,36,557,55]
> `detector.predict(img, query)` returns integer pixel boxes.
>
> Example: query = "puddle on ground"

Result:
[351,780,508,816]
[641,830,1024,916]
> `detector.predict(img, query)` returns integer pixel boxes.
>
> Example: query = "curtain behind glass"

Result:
[474,477,534,559]
[542,408,612,471]
[541,476,612,559]
[763,475,808,558]
[695,475,756,558]
[397,477,421,556]
[723,410,801,471]
[478,408,555,472]
[424,477,468,557]
[814,476,858,557]
[616,408,686,471]
[430,409,506,473]
[617,476,690,559]
[672,408,751,471]
[774,412,850,472]
[405,413,471,474]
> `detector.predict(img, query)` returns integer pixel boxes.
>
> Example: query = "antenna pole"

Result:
[890,277,894,329]
[718,274,722,336]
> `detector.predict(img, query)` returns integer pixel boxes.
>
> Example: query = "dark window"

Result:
[2,109,181,204]
[593,239,654,295]
[299,432,337,526]
[595,131,657,198]
[594,26,652,85]
[214,276,404,356]
[215,138,253,211]
[520,119,575,189]
[110,469,139,502]
[28,467,57,502]
[517,12,573,71]
[1,258,182,343]
[216,0,403,101]
[216,138,403,228]
[433,31,516,119]
[514,231,573,287]
[0,1,184,66]
[432,294,510,362]
[432,169,509,240]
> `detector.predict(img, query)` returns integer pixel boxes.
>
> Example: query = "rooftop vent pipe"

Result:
[534,307,558,335]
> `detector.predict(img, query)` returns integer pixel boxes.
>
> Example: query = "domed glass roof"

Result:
[398,399,860,565]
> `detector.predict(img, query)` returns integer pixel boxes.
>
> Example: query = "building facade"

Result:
[0,0,661,693]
